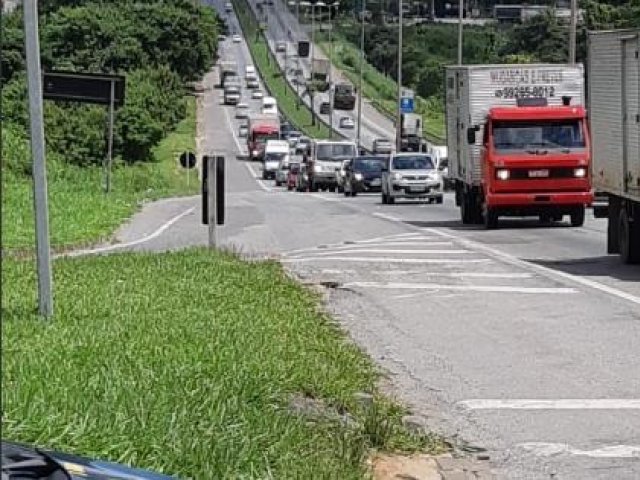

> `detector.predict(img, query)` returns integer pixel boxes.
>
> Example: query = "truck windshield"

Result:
[493,120,585,152]
[265,153,287,162]
[392,155,434,170]
[317,144,356,160]
[256,133,280,143]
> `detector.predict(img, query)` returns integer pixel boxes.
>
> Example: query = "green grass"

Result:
[2,250,446,477]
[234,0,333,139]
[318,36,446,143]
[2,98,199,251]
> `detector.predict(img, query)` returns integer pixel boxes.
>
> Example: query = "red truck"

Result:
[446,64,593,228]
[247,114,280,161]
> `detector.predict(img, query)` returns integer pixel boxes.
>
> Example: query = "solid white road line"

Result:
[281,257,491,264]
[382,271,534,279]
[243,162,272,192]
[343,282,577,294]
[459,399,640,410]
[59,206,196,258]
[518,442,640,459]
[287,248,470,257]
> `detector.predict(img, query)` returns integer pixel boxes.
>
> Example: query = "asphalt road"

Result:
[242,0,401,150]
[105,5,640,478]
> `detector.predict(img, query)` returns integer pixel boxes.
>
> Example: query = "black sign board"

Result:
[42,71,126,107]
[179,151,197,169]
[298,41,310,58]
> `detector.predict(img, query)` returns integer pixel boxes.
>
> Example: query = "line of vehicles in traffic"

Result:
[218,26,639,264]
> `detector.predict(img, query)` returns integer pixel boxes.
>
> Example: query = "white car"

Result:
[238,124,249,137]
[339,116,355,129]
[381,153,443,204]
[235,102,249,119]
[233,34,242,43]
[252,90,264,99]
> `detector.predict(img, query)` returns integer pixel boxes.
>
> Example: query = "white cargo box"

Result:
[588,29,640,201]
[445,64,585,186]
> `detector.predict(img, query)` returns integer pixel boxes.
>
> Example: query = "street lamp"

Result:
[396,0,403,152]
[356,0,366,149]
[327,1,340,139]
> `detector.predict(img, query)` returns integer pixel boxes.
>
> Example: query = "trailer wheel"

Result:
[570,206,585,227]
[619,209,640,264]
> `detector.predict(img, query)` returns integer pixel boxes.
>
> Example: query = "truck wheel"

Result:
[460,190,474,224]
[435,195,443,205]
[619,209,640,264]
[484,207,499,229]
[351,191,358,197]
[382,193,388,204]
[388,195,395,205]
[310,182,318,192]
[570,206,585,227]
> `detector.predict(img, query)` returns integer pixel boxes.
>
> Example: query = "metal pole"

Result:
[357,0,365,149]
[23,0,53,318]
[569,0,577,64]
[328,5,334,138]
[310,4,316,126]
[105,80,115,193]
[396,0,403,152]
[207,155,217,248]
[457,0,463,64]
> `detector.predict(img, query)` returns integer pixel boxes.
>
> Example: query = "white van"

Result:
[263,140,290,180]
[245,65,257,80]
[261,96,278,116]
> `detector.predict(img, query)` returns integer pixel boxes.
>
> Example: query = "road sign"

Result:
[179,151,197,169]
[42,71,125,107]
[400,97,414,114]
[401,87,414,99]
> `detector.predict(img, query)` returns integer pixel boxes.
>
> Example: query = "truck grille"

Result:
[403,175,428,181]
[509,167,580,180]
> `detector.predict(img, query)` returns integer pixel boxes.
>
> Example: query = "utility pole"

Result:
[357,0,366,149]
[24,0,53,317]
[569,0,577,64]
[328,3,334,138]
[457,0,463,64]
[396,0,403,152]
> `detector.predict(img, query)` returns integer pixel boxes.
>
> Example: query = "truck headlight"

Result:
[496,169,510,180]
[574,167,587,178]
[252,150,258,157]
[392,172,403,181]
[314,165,322,173]
[354,173,363,181]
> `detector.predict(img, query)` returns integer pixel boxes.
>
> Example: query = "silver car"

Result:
[381,153,443,204]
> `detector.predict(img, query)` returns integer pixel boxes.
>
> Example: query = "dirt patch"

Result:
[368,453,442,480]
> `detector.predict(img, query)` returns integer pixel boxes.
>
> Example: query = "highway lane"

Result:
[109,3,640,477]
[245,0,402,150]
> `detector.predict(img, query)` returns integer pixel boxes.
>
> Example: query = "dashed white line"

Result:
[459,399,640,410]
[517,442,640,459]
[343,282,577,294]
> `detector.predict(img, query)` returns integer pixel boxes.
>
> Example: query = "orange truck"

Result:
[446,64,593,228]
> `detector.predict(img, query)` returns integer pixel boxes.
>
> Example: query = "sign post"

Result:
[24,0,53,318]
[201,155,225,248]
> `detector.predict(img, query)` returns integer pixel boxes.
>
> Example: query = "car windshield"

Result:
[493,120,586,152]
[265,152,286,162]
[392,155,434,170]
[290,163,300,173]
[316,144,357,161]
[354,157,386,172]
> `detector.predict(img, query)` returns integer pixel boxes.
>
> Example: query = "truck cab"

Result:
[248,114,280,161]
[263,140,290,180]
[473,98,592,227]
[304,140,358,191]
[333,83,356,111]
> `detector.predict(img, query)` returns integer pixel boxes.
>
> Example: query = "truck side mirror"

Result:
[467,126,479,144]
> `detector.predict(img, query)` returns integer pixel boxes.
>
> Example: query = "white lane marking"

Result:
[383,271,533,279]
[372,212,640,307]
[243,162,272,192]
[287,248,470,257]
[459,399,640,410]
[308,193,340,202]
[317,241,455,249]
[518,442,640,459]
[422,227,640,307]
[220,101,245,154]
[344,282,577,294]
[282,257,491,264]
[59,206,196,258]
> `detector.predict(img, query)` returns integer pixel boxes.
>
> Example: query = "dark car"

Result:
[319,101,330,115]
[2,441,174,480]
[343,155,387,196]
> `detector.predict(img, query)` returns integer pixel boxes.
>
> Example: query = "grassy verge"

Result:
[233,0,332,139]
[317,36,446,143]
[2,97,198,251]
[2,249,446,477]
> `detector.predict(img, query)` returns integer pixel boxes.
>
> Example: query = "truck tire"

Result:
[460,190,474,224]
[388,195,395,205]
[382,192,388,204]
[484,207,499,229]
[310,181,319,192]
[619,209,640,264]
[570,206,585,227]
[435,195,444,205]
